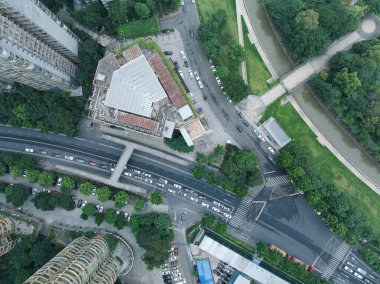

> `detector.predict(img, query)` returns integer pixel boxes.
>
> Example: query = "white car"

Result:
[57,177,63,186]
[159,178,168,184]
[25,148,34,153]
[110,167,115,172]
[211,65,216,72]
[178,70,184,78]
[197,80,204,89]
[212,207,220,212]
[216,77,221,85]
[99,206,104,213]
[144,178,153,184]
[227,97,233,104]
[354,272,363,280]
[357,268,367,276]
[192,0,195,3]
[64,155,74,160]
[168,189,176,194]
[81,200,87,208]
[173,273,181,277]
[201,202,209,208]
[223,213,232,219]
[173,184,182,189]
[213,201,221,206]
[162,270,171,275]
[194,71,200,80]
[124,172,132,177]
[156,183,165,188]
[161,263,168,269]
[190,197,198,202]
[344,266,353,273]
[180,50,186,59]
[181,0,184,6]
[222,206,231,212]
[268,147,275,154]
[173,277,182,282]
[132,169,141,174]
[188,70,194,78]
[169,256,177,262]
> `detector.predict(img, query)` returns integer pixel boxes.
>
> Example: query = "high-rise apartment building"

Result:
[0,0,81,92]
[24,236,123,284]
[0,217,16,256]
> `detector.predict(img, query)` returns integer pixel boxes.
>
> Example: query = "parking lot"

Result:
[161,245,187,284]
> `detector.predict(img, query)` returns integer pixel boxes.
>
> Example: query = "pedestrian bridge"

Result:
[258,16,380,107]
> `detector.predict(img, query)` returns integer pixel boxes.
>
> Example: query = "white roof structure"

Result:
[179,127,194,146]
[178,105,193,120]
[233,274,251,284]
[104,55,167,118]
[163,120,175,138]
[199,235,289,284]
[262,117,291,148]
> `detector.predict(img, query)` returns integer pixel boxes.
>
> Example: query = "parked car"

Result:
[77,199,83,208]
[38,150,47,155]
[212,207,220,212]
[188,70,194,78]
[242,119,249,127]
[223,213,232,219]
[190,197,198,202]
[164,51,173,55]
[354,272,363,280]
[57,177,63,186]
[194,71,200,80]
[213,201,221,206]
[52,153,61,158]
[201,202,209,208]
[25,148,34,153]
[189,29,194,38]
[156,183,165,188]
[184,60,189,67]
[178,70,184,78]
[197,80,204,89]
[236,110,243,118]
[211,65,216,72]
[143,172,151,178]
[180,50,186,59]
[64,155,74,160]
[76,158,85,163]
[236,124,243,132]
[196,107,203,114]
[92,187,97,195]
[268,147,275,154]
[124,171,132,176]
[173,184,182,189]
[81,200,87,208]
[144,178,153,184]
[227,97,233,104]
[159,178,168,184]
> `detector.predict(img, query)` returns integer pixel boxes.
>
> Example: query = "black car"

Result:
[164,51,173,55]
[184,60,189,67]
[163,275,171,280]
[52,153,61,158]
[236,124,243,132]
[77,199,83,208]
[189,29,194,38]
[236,110,243,118]
[242,119,249,126]
[196,107,203,114]
[173,61,179,69]
[74,182,80,190]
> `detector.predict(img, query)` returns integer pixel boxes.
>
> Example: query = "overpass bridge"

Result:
[258,16,380,107]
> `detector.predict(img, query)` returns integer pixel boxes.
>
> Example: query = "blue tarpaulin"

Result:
[196,260,213,284]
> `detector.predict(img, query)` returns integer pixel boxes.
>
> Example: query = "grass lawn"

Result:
[261,97,380,234]
[241,17,271,96]
[116,17,159,39]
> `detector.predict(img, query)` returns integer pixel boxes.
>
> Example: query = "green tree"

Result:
[333,68,362,94]
[0,162,6,176]
[38,172,55,187]
[229,44,246,65]
[201,214,215,228]
[214,221,228,235]
[33,192,57,211]
[97,186,111,202]
[56,194,75,211]
[27,169,40,183]
[224,73,251,102]
[107,0,128,23]
[82,203,96,217]
[105,208,117,224]
[79,182,93,196]
[196,153,208,164]
[295,9,319,30]
[203,38,220,60]
[135,3,150,18]
[216,66,229,78]
[61,176,75,191]
[164,130,194,153]
[115,191,129,208]
[10,165,23,178]
[192,166,206,180]
[212,9,227,27]
[135,199,145,211]
[206,171,219,186]
[95,212,105,226]
[5,184,29,207]
[151,192,163,205]
[114,213,127,230]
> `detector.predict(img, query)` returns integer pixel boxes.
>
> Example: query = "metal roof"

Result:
[262,117,291,148]
[199,235,289,284]
[104,55,167,118]
[178,105,193,120]
[196,260,213,284]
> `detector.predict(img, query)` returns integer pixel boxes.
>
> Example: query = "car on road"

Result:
[268,147,275,155]
[144,178,153,184]
[156,183,165,188]
[134,175,143,180]
[164,51,173,55]
[354,272,363,280]
[180,50,186,59]
[168,189,176,194]
[197,80,204,89]
[87,161,96,166]
[236,110,243,118]
[159,178,168,184]
[81,200,87,208]
[242,119,249,127]
[223,213,232,218]
[75,158,85,163]
[123,171,132,176]
[357,268,367,276]
[143,172,151,177]
[188,70,194,78]
[190,197,198,202]
[227,97,233,104]
[212,207,220,212]
[98,164,107,169]
[194,71,200,80]
[173,61,179,69]
[64,155,74,160]
[213,201,221,206]
[178,70,184,78]
[38,150,47,155]
[132,169,141,174]
[201,202,209,208]
[236,124,243,132]
[177,191,187,197]
[52,153,61,158]
[259,135,266,142]
[184,60,189,67]
[252,129,260,136]
[189,29,194,38]
[77,199,83,208]
[173,184,182,189]
[25,148,34,152]
[196,107,203,114]
[57,177,62,186]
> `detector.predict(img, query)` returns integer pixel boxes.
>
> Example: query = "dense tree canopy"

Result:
[129,213,173,269]
[312,39,380,162]
[265,0,367,60]
[164,130,194,153]
[5,184,29,207]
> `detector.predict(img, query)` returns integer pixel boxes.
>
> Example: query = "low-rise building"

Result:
[262,117,291,149]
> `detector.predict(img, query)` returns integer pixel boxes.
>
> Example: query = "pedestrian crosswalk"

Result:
[321,242,350,279]
[265,175,291,187]
[229,196,253,228]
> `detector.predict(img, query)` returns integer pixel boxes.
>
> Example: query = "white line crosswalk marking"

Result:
[321,242,350,279]
[265,175,291,187]
[230,196,253,227]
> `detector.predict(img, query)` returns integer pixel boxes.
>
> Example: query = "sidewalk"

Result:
[288,96,380,195]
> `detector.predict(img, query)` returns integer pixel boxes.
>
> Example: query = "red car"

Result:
[87,161,96,166]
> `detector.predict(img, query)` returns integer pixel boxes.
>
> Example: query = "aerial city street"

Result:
[0,0,380,284]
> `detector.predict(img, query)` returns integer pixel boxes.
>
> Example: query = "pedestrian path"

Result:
[321,242,350,279]
[229,196,254,227]
[265,175,291,187]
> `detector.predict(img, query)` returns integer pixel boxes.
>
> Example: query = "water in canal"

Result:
[244,0,380,185]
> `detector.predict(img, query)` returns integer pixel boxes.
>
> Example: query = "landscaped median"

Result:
[261,96,380,238]
[115,16,160,39]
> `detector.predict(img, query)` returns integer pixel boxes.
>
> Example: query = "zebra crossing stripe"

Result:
[321,242,350,279]
[230,196,253,227]
[265,175,291,187]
